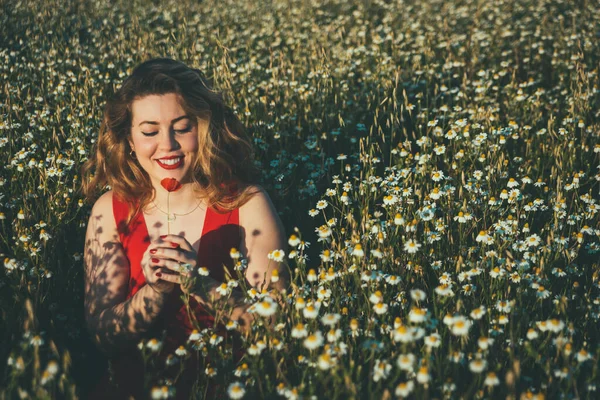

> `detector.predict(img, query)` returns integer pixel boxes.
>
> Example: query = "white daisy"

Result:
[216,283,231,297]
[321,313,341,326]
[229,248,241,259]
[477,337,495,350]
[373,302,388,315]
[408,307,428,323]
[227,382,246,399]
[317,353,334,370]
[146,338,162,352]
[403,239,421,253]
[410,289,427,302]
[396,353,415,371]
[475,230,491,243]
[209,334,223,346]
[424,333,441,349]
[303,331,324,351]
[268,249,285,262]
[525,234,542,247]
[450,316,472,336]
[253,297,278,317]
[188,329,201,341]
[316,200,328,210]
[369,291,383,304]
[392,325,414,343]
[316,225,332,239]
[431,170,445,182]
[416,366,430,384]
[469,359,487,373]
[372,359,392,382]
[527,328,539,339]
[326,328,342,343]
[395,380,415,397]
[394,213,404,225]
[288,234,301,247]
[484,372,500,386]
[175,345,188,357]
[303,303,320,319]
[291,323,308,339]
[576,349,592,363]
[352,244,365,257]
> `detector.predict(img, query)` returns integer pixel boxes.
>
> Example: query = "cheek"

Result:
[184,133,199,152]
[140,142,157,152]
[133,138,157,155]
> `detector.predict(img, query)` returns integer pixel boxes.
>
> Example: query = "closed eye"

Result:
[142,127,192,137]
[175,127,192,134]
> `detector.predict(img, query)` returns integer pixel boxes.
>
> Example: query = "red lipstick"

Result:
[156,156,183,170]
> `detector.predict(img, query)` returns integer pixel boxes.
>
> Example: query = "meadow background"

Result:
[1,0,599,398]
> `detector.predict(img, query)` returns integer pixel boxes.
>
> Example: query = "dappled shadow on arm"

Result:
[83,212,165,359]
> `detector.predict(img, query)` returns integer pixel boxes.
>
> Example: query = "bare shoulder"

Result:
[86,190,118,240]
[92,189,114,212]
[238,185,276,223]
[238,184,285,240]
[237,185,287,289]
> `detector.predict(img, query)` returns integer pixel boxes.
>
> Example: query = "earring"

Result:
[129,150,137,159]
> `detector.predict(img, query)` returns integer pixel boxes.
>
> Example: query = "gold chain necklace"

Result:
[151,198,204,222]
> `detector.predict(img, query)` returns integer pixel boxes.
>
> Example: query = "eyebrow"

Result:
[138,115,190,126]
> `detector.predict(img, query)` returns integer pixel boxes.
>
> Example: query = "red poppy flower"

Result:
[161,178,182,192]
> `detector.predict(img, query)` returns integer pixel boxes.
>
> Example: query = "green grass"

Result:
[1,0,599,398]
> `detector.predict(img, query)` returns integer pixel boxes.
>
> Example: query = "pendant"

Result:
[168,214,176,222]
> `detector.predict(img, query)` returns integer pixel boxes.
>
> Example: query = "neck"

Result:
[150,181,204,214]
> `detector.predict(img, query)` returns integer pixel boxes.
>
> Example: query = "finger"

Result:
[151,255,196,273]
[155,269,181,284]
[147,243,160,254]
[150,248,187,262]
[159,234,193,251]
[150,256,164,268]
[151,237,179,249]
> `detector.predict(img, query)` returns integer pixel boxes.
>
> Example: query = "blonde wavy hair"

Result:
[80,58,260,225]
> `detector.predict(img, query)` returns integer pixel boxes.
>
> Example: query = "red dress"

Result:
[88,193,242,399]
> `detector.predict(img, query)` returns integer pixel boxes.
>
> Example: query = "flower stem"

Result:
[167,192,171,235]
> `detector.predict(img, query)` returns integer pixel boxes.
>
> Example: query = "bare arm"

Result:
[83,191,170,357]
[190,185,288,334]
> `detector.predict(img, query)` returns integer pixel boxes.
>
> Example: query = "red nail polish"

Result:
[152,258,159,263]
[160,235,167,239]
[156,272,162,277]
[150,249,157,254]
[171,242,179,248]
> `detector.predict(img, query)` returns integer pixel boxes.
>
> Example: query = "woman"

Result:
[80,58,287,399]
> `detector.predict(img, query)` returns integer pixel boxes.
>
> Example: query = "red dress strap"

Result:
[112,193,149,299]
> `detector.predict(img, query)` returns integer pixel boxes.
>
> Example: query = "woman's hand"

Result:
[150,234,199,296]
[141,237,178,295]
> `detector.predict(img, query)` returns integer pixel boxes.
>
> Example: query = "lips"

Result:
[156,156,183,170]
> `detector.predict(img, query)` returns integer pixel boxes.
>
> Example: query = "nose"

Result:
[157,129,180,150]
